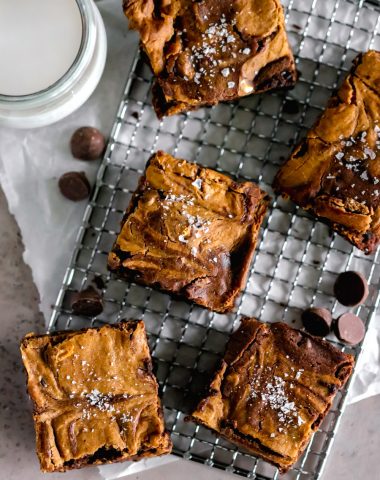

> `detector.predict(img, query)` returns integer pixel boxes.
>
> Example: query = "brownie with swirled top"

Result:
[108,151,269,312]
[123,0,297,117]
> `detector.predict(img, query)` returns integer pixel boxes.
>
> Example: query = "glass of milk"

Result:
[0,0,107,128]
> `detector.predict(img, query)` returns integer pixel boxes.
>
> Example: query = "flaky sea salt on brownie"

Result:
[123,0,297,117]
[20,321,172,472]
[108,151,269,313]
[274,50,380,254]
[188,318,354,473]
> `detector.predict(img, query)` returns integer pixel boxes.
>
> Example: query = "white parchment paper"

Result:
[0,0,136,319]
[0,1,378,478]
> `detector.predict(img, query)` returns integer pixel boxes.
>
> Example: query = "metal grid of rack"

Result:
[49,1,380,478]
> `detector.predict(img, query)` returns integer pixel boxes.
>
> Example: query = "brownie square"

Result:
[108,151,269,313]
[20,321,172,472]
[123,0,297,117]
[188,318,354,473]
[274,50,380,254]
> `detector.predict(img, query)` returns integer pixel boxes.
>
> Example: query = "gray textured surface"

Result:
[0,188,101,479]
[0,186,379,479]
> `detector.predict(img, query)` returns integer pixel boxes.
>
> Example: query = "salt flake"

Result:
[192,178,203,190]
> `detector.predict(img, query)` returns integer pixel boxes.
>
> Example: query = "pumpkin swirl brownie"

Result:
[188,318,354,473]
[20,321,172,472]
[274,50,380,254]
[123,0,297,117]
[108,151,270,313]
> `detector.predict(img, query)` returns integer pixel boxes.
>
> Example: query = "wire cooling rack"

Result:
[49,1,380,479]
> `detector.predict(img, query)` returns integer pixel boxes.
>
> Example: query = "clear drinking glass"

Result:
[0,0,107,128]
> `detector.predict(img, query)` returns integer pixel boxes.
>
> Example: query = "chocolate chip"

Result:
[334,313,365,345]
[283,99,300,114]
[334,271,369,307]
[58,172,91,201]
[93,275,105,290]
[70,126,105,161]
[71,286,103,316]
[301,307,332,337]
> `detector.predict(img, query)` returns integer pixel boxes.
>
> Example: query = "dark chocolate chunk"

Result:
[71,286,103,316]
[301,307,332,337]
[334,313,365,345]
[93,275,105,290]
[70,126,105,161]
[283,99,300,114]
[334,271,369,307]
[58,172,91,201]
